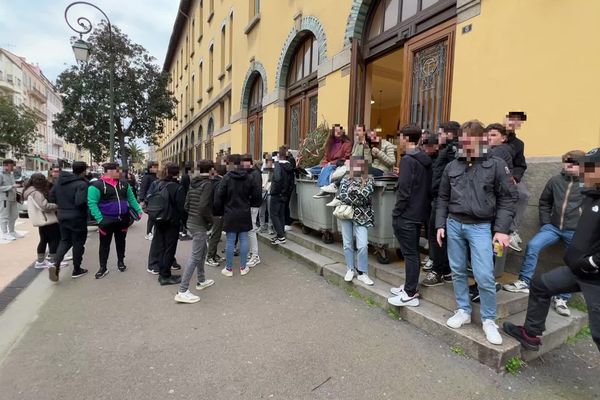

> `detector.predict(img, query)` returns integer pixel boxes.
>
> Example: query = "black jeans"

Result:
[393,217,421,296]
[150,221,180,278]
[285,194,292,226]
[37,223,60,259]
[56,218,87,269]
[146,217,155,235]
[270,195,287,238]
[428,201,450,275]
[98,220,127,267]
[524,266,599,351]
[207,216,224,259]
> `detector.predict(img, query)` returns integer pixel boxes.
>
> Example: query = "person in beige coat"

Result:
[23,173,63,269]
[368,130,396,173]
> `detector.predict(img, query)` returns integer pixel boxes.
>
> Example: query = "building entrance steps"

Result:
[258,226,589,371]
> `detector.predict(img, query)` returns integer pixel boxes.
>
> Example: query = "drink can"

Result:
[493,241,503,257]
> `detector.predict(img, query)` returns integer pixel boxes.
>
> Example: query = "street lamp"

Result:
[64,1,116,163]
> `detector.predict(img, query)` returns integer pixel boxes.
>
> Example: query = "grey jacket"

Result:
[0,171,16,202]
[184,174,213,229]
[436,156,517,234]
[371,139,396,172]
[539,172,583,231]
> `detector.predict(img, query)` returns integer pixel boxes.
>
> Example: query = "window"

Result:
[228,14,233,67]
[0,71,3,81]
[287,35,319,85]
[208,45,214,90]
[191,20,195,53]
[198,4,203,40]
[7,73,13,84]
[198,62,203,100]
[220,101,225,128]
[220,26,226,75]
[209,0,214,20]
[185,35,189,62]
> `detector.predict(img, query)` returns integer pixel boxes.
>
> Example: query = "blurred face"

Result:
[350,157,367,178]
[398,134,416,153]
[355,126,365,142]
[106,168,121,179]
[51,168,61,178]
[423,143,439,156]
[334,125,343,138]
[264,159,274,169]
[505,116,524,131]
[242,160,252,169]
[438,128,448,145]
[563,161,580,177]
[226,162,236,172]
[459,133,488,159]
[581,163,600,188]
[3,163,14,172]
[487,129,506,147]
[150,165,158,173]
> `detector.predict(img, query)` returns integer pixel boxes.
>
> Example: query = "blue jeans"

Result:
[339,219,369,273]
[308,165,336,187]
[225,231,249,270]
[446,218,497,320]
[519,223,573,300]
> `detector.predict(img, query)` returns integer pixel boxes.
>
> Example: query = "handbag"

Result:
[333,203,354,220]
[28,196,58,227]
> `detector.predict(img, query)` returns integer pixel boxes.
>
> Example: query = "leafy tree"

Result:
[126,141,145,169]
[54,22,176,171]
[0,95,40,158]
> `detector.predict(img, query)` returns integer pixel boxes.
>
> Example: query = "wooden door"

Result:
[401,19,455,131]
[286,89,318,150]
[247,113,263,161]
[348,39,367,132]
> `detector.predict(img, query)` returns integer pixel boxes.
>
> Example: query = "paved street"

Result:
[0,218,598,400]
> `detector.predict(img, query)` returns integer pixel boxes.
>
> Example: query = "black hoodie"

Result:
[270,160,294,197]
[139,172,157,202]
[506,132,527,182]
[564,187,600,283]
[213,169,262,232]
[49,171,89,221]
[392,149,433,222]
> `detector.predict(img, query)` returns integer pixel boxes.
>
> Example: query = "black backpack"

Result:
[146,181,176,222]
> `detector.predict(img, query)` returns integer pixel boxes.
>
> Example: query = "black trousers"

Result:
[270,195,287,238]
[285,193,293,226]
[56,218,87,269]
[428,201,451,275]
[524,266,600,351]
[393,217,421,296]
[146,217,155,235]
[99,220,127,267]
[207,216,224,259]
[37,223,60,257]
[149,221,180,278]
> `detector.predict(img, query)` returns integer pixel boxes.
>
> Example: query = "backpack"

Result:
[146,181,177,222]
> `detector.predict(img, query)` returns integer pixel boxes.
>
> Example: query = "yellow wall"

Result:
[451,0,600,157]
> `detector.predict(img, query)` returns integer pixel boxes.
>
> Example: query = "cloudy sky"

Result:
[0,0,178,82]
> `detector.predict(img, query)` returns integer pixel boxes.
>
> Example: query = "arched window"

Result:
[189,131,195,163]
[247,74,263,160]
[285,33,319,149]
[205,118,214,161]
[197,125,203,160]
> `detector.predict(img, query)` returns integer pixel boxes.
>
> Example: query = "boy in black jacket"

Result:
[139,161,158,240]
[269,147,294,245]
[504,148,600,352]
[388,125,433,308]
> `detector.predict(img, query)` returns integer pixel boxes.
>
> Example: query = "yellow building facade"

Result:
[157,0,600,166]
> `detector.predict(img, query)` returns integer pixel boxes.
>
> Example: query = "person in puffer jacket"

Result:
[503,150,586,318]
[504,147,600,353]
[88,162,142,279]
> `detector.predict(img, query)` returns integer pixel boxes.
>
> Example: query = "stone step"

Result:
[259,231,589,371]
[282,227,529,321]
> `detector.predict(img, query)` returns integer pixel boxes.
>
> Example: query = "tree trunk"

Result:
[119,132,128,174]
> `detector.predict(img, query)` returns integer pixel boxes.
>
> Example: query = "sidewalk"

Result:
[0,219,598,399]
[0,218,38,291]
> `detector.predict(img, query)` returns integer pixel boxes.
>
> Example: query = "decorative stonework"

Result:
[343,0,373,47]
[240,61,268,111]
[275,15,328,89]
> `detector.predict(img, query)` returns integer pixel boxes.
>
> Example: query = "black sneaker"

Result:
[117,261,127,272]
[146,267,159,275]
[95,267,109,279]
[49,265,60,282]
[422,271,444,287]
[158,275,181,285]
[271,237,286,245]
[442,273,452,282]
[503,322,541,351]
[469,283,480,303]
[179,233,192,241]
[214,254,224,263]
[171,262,182,270]
[72,268,88,279]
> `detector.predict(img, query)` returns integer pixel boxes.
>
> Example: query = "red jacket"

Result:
[320,139,352,166]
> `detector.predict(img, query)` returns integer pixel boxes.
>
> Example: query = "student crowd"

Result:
[0,111,598,354]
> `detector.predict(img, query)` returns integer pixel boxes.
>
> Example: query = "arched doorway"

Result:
[348,0,456,133]
[196,126,203,161]
[285,33,319,150]
[189,131,194,164]
[247,74,263,160]
[206,118,214,161]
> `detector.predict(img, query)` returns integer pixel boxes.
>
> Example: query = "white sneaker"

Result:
[513,231,523,244]
[344,269,354,282]
[388,290,419,307]
[9,231,24,239]
[247,255,261,268]
[482,319,503,345]
[503,279,530,293]
[240,266,250,276]
[34,260,51,269]
[390,284,404,296]
[313,190,329,199]
[174,290,200,304]
[552,297,571,317]
[284,225,292,232]
[508,233,522,252]
[221,268,233,277]
[321,183,338,194]
[357,273,374,286]
[145,233,153,240]
[446,309,471,329]
[196,279,215,290]
[326,198,342,207]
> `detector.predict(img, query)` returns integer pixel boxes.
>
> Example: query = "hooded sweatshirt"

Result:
[392,149,433,222]
[506,132,527,182]
[270,160,294,197]
[49,171,89,221]
[88,176,142,223]
[213,169,262,233]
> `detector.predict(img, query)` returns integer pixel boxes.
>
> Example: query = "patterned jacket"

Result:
[338,177,374,227]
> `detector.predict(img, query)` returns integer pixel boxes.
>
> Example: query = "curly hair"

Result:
[24,173,50,198]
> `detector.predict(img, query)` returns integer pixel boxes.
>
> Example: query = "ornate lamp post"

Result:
[64,1,115,163]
